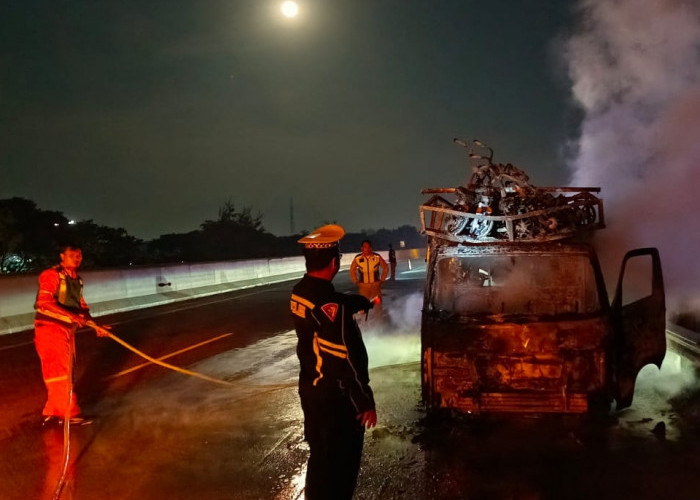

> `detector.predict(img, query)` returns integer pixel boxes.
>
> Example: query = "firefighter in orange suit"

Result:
[34,243,110,427]
[291,225,377,500]
[350,239,389,300]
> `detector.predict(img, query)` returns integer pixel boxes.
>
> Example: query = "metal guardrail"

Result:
[666,323,700,358]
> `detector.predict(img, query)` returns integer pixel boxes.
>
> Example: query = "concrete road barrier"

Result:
[0,248,424,335]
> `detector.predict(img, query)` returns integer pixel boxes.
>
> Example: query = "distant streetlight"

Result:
[53,220,75,227]
[281,1,299,18]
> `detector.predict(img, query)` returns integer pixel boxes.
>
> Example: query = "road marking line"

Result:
[105,282,294,326]
[2,275,352,349]
[105,332,233,380]
[401,268,426,274]
[0,341,34,352]
[0,282,292,350]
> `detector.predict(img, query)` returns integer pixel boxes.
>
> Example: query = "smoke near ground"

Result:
[639,350,699,401]
[564,0,700,313]
[361,292,423,369]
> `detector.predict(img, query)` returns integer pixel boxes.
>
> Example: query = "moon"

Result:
[281,1,299,18]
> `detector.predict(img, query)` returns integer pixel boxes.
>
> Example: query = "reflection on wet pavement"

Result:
[4,280,700,499]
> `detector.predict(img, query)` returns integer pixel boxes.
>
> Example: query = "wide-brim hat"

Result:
[298,224,345,249]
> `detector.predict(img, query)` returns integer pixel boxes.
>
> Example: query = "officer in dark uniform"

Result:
[388,243,397,280]
[290,224,377,500]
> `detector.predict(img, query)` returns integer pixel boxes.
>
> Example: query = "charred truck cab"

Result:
[419,139,666,414]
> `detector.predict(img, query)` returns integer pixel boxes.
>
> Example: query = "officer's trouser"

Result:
[300,386,365,500]
[357,282,382,301]
[34,320,80,418]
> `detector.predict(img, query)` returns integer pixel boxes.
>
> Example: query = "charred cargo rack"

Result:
[419,138,605,244]
[420,186,605,244]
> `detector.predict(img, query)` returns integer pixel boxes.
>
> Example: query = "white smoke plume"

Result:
[565,0,700,312]
[361,292,422,368]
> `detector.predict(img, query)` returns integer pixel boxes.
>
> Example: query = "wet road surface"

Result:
[2,267,700,499]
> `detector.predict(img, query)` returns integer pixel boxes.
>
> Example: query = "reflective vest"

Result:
[352,253,384,283]
[34,266,85,325]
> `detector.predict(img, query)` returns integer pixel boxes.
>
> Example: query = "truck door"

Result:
[611,248,666,410]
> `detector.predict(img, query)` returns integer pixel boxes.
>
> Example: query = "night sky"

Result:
[1,0,577,239]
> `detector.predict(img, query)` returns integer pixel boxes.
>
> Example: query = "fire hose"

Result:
[51,343,74,500]
[50,321,295,499]
[86,320,294,390]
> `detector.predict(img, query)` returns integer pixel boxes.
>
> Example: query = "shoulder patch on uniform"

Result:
[320,303,339,321]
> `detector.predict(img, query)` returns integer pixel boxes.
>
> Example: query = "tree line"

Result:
[0,198,425,274]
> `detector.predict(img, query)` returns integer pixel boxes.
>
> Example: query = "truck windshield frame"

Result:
[431,253,602,317]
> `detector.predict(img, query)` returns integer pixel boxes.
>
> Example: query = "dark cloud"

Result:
[1,0,576,239]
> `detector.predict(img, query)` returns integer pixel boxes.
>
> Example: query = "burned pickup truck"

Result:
[419,139,666,414]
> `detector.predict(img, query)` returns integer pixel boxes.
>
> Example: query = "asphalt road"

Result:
[2,267,700,500]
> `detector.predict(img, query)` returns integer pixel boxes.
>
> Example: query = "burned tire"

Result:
[469,218,494,239]
[445,214,469,235]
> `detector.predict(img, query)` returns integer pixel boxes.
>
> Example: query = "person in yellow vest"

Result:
[350,240,388,301]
